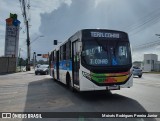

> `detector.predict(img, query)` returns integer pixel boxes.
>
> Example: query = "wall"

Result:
[154,62,160,72]
[0,57,16,73]
[143,54,158,72]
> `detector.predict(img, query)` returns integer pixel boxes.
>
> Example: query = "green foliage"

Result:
[18,58,26,66]
[37,60,48,65]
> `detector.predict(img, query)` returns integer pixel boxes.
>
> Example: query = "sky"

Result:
[0,0,160,61]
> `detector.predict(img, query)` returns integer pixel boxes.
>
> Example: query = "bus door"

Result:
[72,40,80,86]
[56,50,59,80]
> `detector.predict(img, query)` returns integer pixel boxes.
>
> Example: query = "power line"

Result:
[119,7,160,50]
[132,40,160,51]
[118,7,160,49]
[129,15,160,36]
[122,7,160,32]
[30,36,44,44]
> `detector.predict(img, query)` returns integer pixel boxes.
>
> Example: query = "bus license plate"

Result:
[107,85,120,90]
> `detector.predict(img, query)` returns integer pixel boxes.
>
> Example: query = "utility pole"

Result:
[22,0,30,71]
[26,20,30,71]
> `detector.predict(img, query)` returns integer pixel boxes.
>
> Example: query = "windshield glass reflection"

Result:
[82,38,131,66]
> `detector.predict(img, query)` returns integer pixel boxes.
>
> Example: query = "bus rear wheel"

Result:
[66,74,71,87]
[66,74,74,92]
[52,71,55,81]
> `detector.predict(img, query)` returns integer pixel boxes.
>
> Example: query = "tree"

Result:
[37,60,48,65]
[18,58,26,66]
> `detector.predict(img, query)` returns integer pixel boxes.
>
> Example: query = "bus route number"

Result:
[90,59,108,65]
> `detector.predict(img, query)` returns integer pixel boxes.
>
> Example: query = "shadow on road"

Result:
[23,78,157,121]
[0,72,15,75]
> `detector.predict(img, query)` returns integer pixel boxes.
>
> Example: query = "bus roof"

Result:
[50,29,129,54]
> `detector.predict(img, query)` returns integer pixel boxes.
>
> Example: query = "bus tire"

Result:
[66,73,70,88]
[45,71,48,75]
[138,75,142,78]
[52,71,55,81]
[106,90,111,95]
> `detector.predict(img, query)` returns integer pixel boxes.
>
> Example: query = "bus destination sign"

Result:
[90,32,120,38]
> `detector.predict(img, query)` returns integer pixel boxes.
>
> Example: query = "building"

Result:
[143,54,160,72]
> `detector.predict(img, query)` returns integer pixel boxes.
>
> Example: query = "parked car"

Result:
[133,66,143,78]
[35,64,49,75]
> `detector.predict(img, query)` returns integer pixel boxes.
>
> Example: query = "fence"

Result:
[0,57,16,74]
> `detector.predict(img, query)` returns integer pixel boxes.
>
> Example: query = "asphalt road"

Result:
[0,71,160,121]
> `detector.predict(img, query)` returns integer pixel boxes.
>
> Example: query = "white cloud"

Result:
[29,0,72,33]
[29,0,60,33]
[38,0,160,61]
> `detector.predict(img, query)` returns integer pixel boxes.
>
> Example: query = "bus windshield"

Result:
[81,38,131,67]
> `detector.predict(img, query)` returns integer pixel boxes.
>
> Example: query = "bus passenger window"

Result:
[66,41,71,60]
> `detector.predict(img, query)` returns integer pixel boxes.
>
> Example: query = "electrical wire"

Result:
[122,7,160,32]
[121,7,160,50]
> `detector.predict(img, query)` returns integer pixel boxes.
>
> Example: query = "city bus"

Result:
[49,29,133,91]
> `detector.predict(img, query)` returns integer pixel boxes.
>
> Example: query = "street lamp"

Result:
[30,35,44,44]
